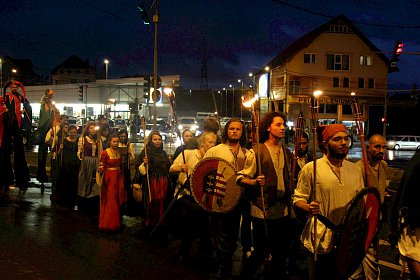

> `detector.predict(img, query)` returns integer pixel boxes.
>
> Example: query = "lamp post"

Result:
[11,68,17,80]
[223,87,227,118]
[229,84,234,117]
[218,90,222,117]
[104,59,109,80]
[238,79,244,120]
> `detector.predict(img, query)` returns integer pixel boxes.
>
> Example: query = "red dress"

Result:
[99,149,126,231]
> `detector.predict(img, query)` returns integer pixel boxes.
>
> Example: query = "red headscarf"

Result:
[321,124,347,142]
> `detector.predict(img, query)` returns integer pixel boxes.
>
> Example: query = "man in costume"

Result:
[239,111,293,279]
[3,81,30,189]
[293,124,364,279]
[391,150,420,279]
[203,118,255,279]
[37,89,58,185]
[351,134,388,279]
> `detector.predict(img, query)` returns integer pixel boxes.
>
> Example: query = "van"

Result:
[387,135,420,150]
[178,116,198,134]
[196,112,215,120]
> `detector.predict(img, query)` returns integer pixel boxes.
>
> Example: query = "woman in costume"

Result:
[97,134,126,231]
[77,121,102,212]
[56,124,80,208]
[117,129,135,215]
[137,131,171,234]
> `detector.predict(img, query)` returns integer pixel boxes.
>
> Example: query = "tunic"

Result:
[293,155,364,253]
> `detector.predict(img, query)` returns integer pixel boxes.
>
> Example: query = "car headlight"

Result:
[178,124,183,130]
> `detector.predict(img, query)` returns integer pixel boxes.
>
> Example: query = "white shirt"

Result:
[293,155,364,253]
[171,149,203,198]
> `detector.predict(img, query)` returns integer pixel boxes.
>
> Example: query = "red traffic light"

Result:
[381,117,386,123]
[396,43,404,55]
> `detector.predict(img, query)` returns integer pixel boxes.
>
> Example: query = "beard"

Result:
[228,137,240,144]
[297,148,308,157]
[329,146,348,160]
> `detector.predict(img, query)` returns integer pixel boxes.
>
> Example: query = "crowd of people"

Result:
[0,81,419,280]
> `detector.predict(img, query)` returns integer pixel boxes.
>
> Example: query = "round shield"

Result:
[335,187,381,278]
[191,157,240,213]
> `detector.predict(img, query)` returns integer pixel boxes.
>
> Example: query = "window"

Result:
[70,79,76,83]
[358,78,365,88]
[360,55,372,66]
[304,53,316,64]
[327,54,350,70]
[333,77,339,88]
[343,77,350,88]
[368,78,375,89]
[342,105,352,115]
[289,80,301,94]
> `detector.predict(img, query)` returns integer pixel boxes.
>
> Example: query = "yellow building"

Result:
[262,15,392,132]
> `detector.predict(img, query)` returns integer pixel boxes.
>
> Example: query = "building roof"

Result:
[261,14,393,73]
[51,55,92,74]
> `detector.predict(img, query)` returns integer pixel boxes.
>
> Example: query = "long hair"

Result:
[222,118,246,147]
[147,130,163,149]
[259,112,287,143]
[117,128,128,144]
[83,121,97,139]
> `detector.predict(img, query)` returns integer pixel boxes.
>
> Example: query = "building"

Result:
[25,75,180,123]
[51,55,96,85]
[258,15,392,135]
[0,56,39,86]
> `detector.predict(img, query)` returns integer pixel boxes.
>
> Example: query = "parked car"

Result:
[178,116,198,134]
[386,135,420,150]
[139,124,176,142]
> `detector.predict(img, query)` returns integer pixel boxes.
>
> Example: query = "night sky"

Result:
[1,0,419,90]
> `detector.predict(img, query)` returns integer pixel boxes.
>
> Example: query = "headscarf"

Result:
[321,124,347,142]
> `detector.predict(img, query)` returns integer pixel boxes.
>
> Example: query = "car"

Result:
[139,124,176,142]
[178,116,199,134]
[386,135,420,150]
[219,117,230,129]
[111,118,128,132]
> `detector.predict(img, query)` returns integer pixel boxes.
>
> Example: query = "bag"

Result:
[132,169,143,203]
[132,183,143,203]
[96,171,104,188]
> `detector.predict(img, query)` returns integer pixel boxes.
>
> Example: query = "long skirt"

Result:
[145,176,169,227]
[78,156,100,198]
[99,169,126,231]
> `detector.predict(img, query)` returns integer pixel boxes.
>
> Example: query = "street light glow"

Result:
[313,90,323,97]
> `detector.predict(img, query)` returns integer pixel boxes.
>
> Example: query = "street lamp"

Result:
[229,84,234,117]
[218,90,222,117]
[238,79,244,120]
[223,87,227,117]
[104,59,109,80]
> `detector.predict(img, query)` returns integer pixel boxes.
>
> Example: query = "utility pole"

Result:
[152,0,159,130]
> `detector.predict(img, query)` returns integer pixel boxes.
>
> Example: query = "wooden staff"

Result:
[248,98,268,238]
[350,94,372,188]
[310,91,322,261]
[288,112,305,192]
[141,116,151,203]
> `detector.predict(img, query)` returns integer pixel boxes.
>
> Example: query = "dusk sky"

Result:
[1,0,419,90]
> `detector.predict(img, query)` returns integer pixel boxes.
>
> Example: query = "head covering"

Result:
[321,124,347,142]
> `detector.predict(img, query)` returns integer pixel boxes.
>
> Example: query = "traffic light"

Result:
[137,1,150,25]
[78,86,84,102]
[143,75,150,101]
[390,40,404,68]
[381,117,386,123]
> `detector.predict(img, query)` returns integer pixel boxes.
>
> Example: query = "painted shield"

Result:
[191,157,240,213]
[335,187,381,278]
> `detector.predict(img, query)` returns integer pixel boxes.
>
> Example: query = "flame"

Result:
[243,94,259,108]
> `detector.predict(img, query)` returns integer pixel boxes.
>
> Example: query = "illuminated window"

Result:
[360,55,372,66]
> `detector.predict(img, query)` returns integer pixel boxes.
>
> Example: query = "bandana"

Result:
[321,124,347,142]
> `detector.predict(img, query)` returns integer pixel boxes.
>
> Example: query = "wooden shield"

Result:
[335,187,381,278]
[191,157,240,213]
